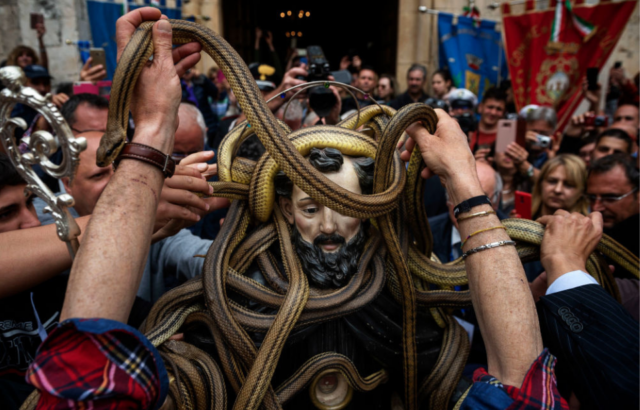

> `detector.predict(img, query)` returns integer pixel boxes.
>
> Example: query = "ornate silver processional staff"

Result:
[0,66,86,258]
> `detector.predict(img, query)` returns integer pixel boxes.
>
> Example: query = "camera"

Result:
[453,112,477,136]
[424,98,450,112]
[304,46,336,118]
[531,134,551,149]
[584,115,609,128]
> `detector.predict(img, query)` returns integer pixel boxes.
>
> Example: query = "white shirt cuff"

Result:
[546,270,598,296]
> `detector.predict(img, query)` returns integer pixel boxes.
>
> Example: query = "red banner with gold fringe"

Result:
[501,0,637,131]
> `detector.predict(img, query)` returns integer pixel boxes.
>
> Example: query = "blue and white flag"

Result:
[86,0,182,80]
[437,13,508,102]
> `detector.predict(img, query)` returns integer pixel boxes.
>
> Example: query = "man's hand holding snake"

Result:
[114,8,202,155]
[538,210,604,285]
[401,109,484,205]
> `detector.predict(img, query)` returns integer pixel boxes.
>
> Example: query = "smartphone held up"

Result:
[495,119,526,153]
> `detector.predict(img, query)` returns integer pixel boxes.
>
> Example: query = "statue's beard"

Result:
[291,223,367,289]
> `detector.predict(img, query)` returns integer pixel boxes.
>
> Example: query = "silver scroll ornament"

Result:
[0,66,86,258]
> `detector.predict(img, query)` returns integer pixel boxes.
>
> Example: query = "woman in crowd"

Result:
[6,46,40,68]
[431,69,455,100]
[377,74,398,104]
[531,154,589,219]
[5,22,47,69]
[493,151,530,214]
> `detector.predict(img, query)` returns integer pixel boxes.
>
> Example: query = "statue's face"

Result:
[280,157,363,252]
[279,157,367,288]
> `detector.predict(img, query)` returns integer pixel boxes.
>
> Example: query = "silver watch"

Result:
[525,164,534,178]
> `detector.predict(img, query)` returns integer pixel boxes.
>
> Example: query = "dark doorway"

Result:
[221,0,398,79]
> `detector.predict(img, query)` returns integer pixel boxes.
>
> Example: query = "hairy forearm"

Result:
[61,158,163,322]
[449,176,542,387]
[0,216,90,298]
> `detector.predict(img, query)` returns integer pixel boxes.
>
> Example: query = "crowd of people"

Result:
[0,7,638,409]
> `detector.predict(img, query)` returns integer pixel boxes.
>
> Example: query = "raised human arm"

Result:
[36,22,49,70]
[61,9,202,323]
[403,110,542,387]
[0,215,89,298]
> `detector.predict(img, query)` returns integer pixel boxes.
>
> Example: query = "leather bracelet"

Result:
[113,142,175,178]
[453,195,491,219]
[462,240,516,259]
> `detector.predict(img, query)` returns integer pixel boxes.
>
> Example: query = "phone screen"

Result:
[90,48,107,69]
[586,67,599,91]
[514,191,532,220]
[30,13,44,29]
[495,119,526,153]
[495,120,517,153]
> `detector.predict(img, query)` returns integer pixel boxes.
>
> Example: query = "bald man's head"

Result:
[174,103,206,160]
[476,161,498,204]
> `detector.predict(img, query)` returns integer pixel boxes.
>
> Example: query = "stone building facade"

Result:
[1,0,637,101]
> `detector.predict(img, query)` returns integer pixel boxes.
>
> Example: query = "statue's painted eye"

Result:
[303,207,318,214]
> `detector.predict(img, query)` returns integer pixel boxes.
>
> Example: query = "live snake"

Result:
[19,18,637,410]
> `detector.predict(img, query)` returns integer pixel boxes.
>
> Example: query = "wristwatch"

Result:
[525,164,534,178]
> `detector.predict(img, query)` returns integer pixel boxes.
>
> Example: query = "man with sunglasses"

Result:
[585,153,638,261]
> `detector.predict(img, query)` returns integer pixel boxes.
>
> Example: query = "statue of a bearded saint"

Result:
[218,147,456,409]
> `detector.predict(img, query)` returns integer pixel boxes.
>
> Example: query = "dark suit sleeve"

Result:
[537,284,639,409]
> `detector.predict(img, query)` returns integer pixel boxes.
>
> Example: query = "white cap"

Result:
[447,88,478,108]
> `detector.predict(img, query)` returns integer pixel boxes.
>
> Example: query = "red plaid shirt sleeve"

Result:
[26,318,168,410]
[472,348,569,410]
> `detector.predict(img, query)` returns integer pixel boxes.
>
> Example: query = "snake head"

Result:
[96,133,126,167]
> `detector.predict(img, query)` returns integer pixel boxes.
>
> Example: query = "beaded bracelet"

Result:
[461,226,506,248]
[462,240,516,259]
[457,210,495,222]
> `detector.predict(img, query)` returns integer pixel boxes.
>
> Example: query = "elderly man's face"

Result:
[407,70,426,95]
[63,132,113,216]
[281,157,362,250]
[587,165,639,228]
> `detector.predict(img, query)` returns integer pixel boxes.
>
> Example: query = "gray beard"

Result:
[291,223,367,289]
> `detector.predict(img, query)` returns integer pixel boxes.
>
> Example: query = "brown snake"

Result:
[16,17,635,410]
